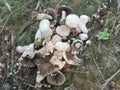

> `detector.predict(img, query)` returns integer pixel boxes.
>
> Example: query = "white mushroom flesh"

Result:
[51,34,62,45]
[56,25,70,37]
[79,15,90,25]
[79,33,88,41]
[54,41,70,52]
[36,71,45,83]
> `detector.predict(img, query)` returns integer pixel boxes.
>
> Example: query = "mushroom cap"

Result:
[16,45,28,53]
[72,39,84,52]
[56,25,70,37]
[39,19,53,38]
[79,15,90,25]
[57,5,73,16]
[79,33,88,41]
[51,34,62,45]
[65,14,80,28]
[54,41,70,52]
[47,71,65,85]
[44,8,57,25]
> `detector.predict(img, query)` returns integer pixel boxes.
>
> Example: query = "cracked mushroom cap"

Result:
[56,25,70,37]
[79,15,90,25]
[51,34,62,45]
[44,8,57,26]
[54,41,70,52]
[47,71,65,85]
[57,5,73,16]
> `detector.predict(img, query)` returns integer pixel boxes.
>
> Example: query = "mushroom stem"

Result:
[37,14,53,20]
[60,10,66,23]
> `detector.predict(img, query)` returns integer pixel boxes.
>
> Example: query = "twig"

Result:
[0,0,33,24]
[35,0,40,11]
[100,68,120,90]
[4,0,12,12]
[0,17,9,34]
[17,76,39,90]
[92,56,105,81]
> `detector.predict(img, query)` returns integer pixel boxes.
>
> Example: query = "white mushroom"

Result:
[65,14,88,33]
[79,33,88,41]
[34,19,53,50]
[54,41,70,52]
[79,15,90,25]
[51,34,62,45]
[56,25,70,39]
[16,45,29,53]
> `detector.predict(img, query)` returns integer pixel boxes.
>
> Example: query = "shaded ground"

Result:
[0,0,120,90]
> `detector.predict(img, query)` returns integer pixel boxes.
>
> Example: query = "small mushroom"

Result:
[54,41,70,52]
[16,45,29,53]
[44,8,57,27]
[51,34,62,45]
[56,25,70,40]
[57,5,73,24]
[79,15,90,25]
[79,33,88,41]
[65,14,88,33]
[47,71,65,85]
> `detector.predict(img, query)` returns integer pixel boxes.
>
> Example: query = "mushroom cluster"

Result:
[16,5,91,88]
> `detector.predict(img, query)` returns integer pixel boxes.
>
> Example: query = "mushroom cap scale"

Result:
[57,5,73,16]
[56,25,70,37]
[47,71,65,85]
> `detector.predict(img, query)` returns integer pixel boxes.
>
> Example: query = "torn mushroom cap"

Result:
[71,39,84,52]
[56,25,70,39]
[51,34,62,45]
[44,8,57,26]
[79,15,90,25]
[79,33,88,41]
[31,11,53,20]
[54,41,70,52]
[47,71,65,85]
[50,50,66,70]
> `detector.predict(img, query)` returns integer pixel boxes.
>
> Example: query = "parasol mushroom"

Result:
[56,25,70,40]
[57,5,73,24]
[65,14,88,33]
[47,71,65,85]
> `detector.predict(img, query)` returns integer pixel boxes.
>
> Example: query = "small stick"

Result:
[100,68,120,90]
